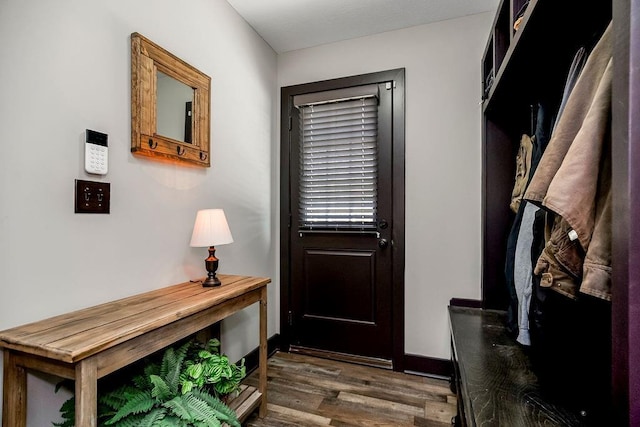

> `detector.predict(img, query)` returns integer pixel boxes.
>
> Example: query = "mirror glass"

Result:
[156,71,194,144]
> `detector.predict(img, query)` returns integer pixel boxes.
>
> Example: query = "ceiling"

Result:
[226,0,500,53]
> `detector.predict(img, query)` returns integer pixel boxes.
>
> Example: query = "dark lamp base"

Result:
[202,245,222,287]
[202,275,221,287]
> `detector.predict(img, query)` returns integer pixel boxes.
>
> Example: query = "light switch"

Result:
[75,179,110,214]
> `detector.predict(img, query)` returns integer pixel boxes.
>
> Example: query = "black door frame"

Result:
[279,68,406,371]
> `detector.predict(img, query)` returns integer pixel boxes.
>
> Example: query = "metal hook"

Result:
[177,146,186,156]
[148,139,158,149]
[199,152,208,161]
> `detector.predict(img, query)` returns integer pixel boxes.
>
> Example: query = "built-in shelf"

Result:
[481,0,610,120]
[227,385,263,423]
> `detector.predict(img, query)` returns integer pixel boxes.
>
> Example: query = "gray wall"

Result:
[0,0,278,424]
[0,1,495,424]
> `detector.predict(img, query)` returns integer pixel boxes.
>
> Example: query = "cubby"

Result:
[452,0,640,424]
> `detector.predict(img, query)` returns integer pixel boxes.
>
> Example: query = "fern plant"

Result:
[53,340,242,427]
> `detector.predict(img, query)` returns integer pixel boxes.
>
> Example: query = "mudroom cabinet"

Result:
[450,0,639,425]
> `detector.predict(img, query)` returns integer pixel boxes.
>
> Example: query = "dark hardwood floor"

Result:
[244,352,456,427]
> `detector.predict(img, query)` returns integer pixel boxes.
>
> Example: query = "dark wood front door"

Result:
[281,69,405,369]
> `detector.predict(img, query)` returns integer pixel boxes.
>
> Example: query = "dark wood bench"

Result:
[448,306,585,426]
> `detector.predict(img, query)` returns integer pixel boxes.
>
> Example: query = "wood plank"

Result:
[234,389,262,422]
[0,276,269,362]
[243,376,326,412]
[2,351,27,427]
[337,391,423,417]
[75,358,98,427]
[317,396,416,427]
[245,352,456,427]
[12,352,75,380]
[265,359,445,408]
[413,416,454,427]
[246,374,337,403]
[64,288,261,358]
[224,385,263,423]
[276,351,449,395]
[268,403,332,425]
[423,400,456,424]
[226,384,252,412]
[259,286,268,417]
[94,290,261,377]
[1,280,203,338]
[0,275,253,341]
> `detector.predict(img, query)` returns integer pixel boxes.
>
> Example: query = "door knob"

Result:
[378,238,389,249]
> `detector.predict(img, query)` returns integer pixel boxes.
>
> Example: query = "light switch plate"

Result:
[75,179,110,214]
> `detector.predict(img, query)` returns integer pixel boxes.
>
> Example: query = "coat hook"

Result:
[148,139,157,149]
[200,152,208,161]
[177,146,186,156]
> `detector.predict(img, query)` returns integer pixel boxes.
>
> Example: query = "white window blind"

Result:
[297,96,378,230]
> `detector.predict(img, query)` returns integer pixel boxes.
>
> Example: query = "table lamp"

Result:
[190,209,234,287]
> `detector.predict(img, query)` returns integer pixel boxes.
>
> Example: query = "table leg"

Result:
[259,287,268,418]
[2,350,27,427]
[75,358,98,427]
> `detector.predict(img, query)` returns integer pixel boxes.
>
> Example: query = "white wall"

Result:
[0,0,278,425]
[278,12,493,360]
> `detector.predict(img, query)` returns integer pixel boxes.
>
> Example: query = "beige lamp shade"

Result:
[190,209,234,247]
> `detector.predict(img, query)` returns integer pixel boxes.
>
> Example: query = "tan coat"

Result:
[524,23,612,301]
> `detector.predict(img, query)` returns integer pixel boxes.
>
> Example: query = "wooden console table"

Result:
[0,274,270,427]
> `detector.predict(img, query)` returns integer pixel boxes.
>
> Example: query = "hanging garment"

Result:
[528,207,548,343]
[513,201,539,345]
[510,134,533,213]
[524,30,613,422]
[524,23,612,301]
[553,47,587,134]
[525,23,611,201]
[527,45,593,347]
[504,104,551,338]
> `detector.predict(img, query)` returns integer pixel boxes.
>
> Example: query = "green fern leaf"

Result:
[183,393,221,426]
[163,395,194,421]
[145,361,161,378]
[99,385,140,411]
[149,374,173,401]
[52,417,74,427]
[190,389,240,427]
[155,415,188,426]
[58,396,75,416]
[132,371,151,390]
[109,414,145,427]
[104,390,154,425]
[136,407,167,426]
[163,341,192,393]
[54,379,74,394]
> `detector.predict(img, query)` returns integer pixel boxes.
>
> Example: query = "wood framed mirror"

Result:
[131,33,211,167]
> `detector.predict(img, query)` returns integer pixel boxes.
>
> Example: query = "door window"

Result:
[296,96,378,230]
